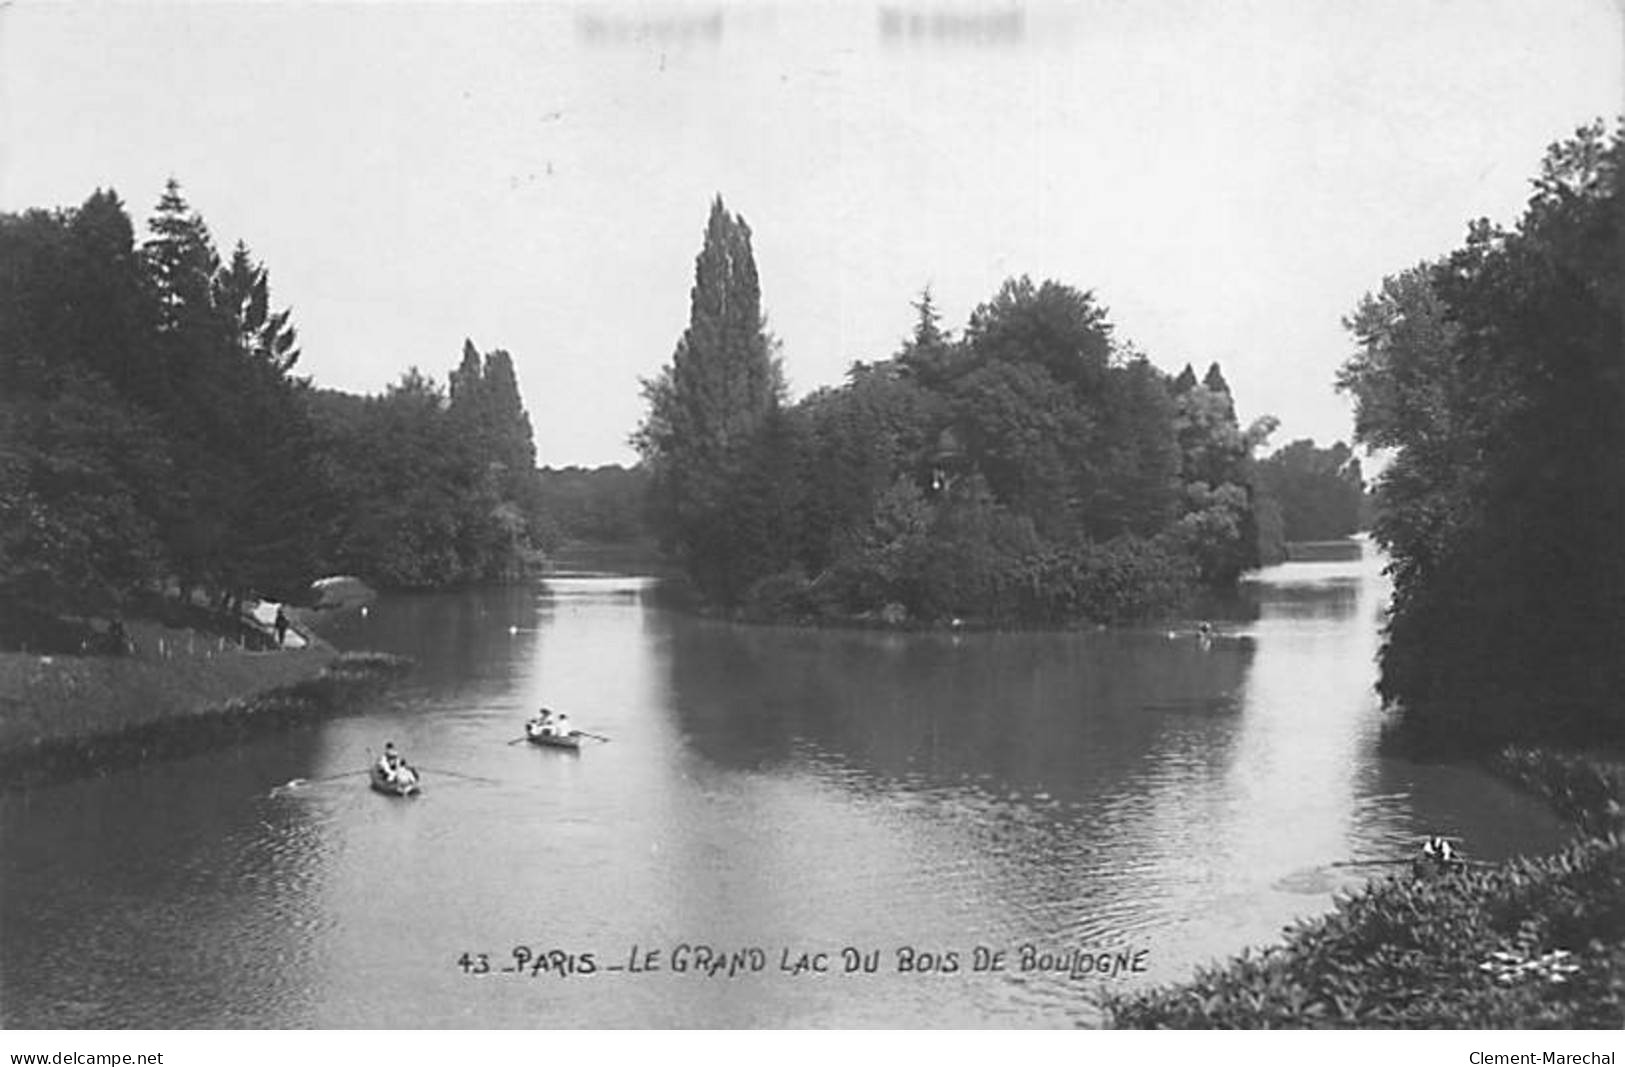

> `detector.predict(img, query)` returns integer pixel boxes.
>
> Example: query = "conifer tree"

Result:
[898,286,956,385]
[144,179,222,342]
[214,241,300,373]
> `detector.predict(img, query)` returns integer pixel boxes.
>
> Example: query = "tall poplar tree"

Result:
[447,340,538,580]
[635,196,784,601]
[479,348,537,478]
[448,340,536,487]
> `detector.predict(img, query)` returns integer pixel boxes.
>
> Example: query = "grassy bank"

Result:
[0,613,411,790]
[1106,748,1625,1028]
[0,616,338,752]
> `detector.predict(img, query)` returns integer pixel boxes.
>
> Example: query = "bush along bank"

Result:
[0,652,413,792]
[732,532,1202,631]
[1106,752,1625,1029]
[1489,747,1625,840]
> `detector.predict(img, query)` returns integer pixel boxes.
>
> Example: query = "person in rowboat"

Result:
[378,741,406,782]
[551,711,572,739]
[1421,835,1457,864]
[1416,835,1461,876]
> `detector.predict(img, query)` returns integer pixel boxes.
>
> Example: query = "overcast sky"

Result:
[3,1,1620,468]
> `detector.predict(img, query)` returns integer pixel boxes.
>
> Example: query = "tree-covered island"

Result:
[635,196,1287,627]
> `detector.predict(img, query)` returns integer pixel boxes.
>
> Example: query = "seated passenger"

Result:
[1421,835,1457,865]
[1415,835,1460,877]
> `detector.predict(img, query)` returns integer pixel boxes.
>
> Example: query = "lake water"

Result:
[0,541,1571,1027]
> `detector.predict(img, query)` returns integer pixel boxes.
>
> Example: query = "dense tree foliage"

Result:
[313,341,540,589]
[637,202,1276,624]
[1253,439,1366,542]
[1168,362,1277,585]
[1338,121,1624,750]
[530,465,651,549]
[0,200,158,614]
[1,183,324,615]
[633,196,786,603]
[1,183,547,632]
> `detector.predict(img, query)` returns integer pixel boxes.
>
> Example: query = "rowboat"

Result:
[525,719,582,751]
[370,763,421,796]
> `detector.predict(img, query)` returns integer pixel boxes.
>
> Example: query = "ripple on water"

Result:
[3,546,1578,1028]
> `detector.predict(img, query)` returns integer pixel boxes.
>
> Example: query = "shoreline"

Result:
[642,578,1218,635]
[0,614,411,790]
[1105,744,1625,1028]
[626,536,1365,634]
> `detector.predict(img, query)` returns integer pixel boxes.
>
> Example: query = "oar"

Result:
[505,736,530,745]
[1330,856,1494,870]
[572,731,611,743]
[414,765,503,785]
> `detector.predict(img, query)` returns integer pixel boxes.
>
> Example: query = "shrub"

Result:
[740,570,817,622]
[1108,834,1625,1028]
[1491,747,1625,838]
[1021,536,1197,624]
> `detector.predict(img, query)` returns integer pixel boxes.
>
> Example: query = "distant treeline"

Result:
[0,181,1369,637]
[0,181,547,622]
[634,197,1306,626]
[508,438,1368,566]
[1338,120,1623,751]
[531,464,650,549]
[1253,439,1367,545]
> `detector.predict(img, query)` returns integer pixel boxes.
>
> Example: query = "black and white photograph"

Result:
[1,0,1621,1047]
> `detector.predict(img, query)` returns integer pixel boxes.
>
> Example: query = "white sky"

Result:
[2,1,1620,468]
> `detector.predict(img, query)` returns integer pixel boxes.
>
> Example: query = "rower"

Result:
[1419,835,1459,872]
[551,711,573,738]
[378,741,403,781]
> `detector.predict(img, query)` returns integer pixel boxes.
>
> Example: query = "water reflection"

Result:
[0,539,1574,1028]
[655,608,1268,1010]
[1,739,331,1027]
[317,586,545,686]
[666,622,1253,800]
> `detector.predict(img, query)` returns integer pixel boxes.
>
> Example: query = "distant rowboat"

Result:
[525,719,582,751]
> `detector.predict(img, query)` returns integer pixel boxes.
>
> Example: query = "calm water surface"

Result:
[0,542,1571,1027]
